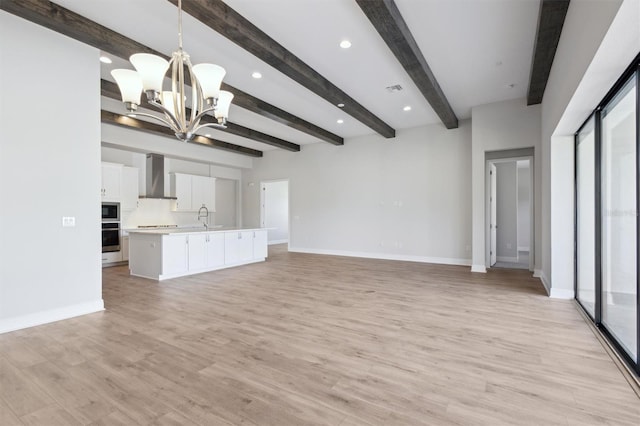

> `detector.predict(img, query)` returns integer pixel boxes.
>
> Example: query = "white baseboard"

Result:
[496,256,518,263]
[268,239,288,245]
[534,269,574,299]
[0,299,104,335]
[517,246,530,252]
[471,264,487,273]
[534,269,551,296]
[288,247,471,267]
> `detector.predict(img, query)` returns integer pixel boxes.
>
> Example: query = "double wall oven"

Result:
[101,202,120,253]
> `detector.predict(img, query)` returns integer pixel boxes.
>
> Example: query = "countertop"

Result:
[127,227,268,236]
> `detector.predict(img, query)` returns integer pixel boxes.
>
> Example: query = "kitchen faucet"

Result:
[197,205,209,230]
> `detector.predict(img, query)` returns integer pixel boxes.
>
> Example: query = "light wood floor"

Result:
[1,245,639,425]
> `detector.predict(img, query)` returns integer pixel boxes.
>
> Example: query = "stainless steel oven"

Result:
[101,202,120,222]
[102,222,120,253]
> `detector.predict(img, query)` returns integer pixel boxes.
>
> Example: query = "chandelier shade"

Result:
[130,54,170,93]
[109,0,232,142]
[215,91,234,120]
[193,64,226,100]
[110,69,142,105]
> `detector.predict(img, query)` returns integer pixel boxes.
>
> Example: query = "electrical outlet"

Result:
[62,216,75,227]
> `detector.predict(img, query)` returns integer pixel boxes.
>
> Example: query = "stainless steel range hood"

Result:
[139,153,176,199]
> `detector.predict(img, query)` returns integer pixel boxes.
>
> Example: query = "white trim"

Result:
[517,246,530,252]
[550,288,575,299]
[268,239,288,245]
[535,269,551,296]
[0,299,104,335]
[288,247,471,266]
[496,256,518,262]
[471,264,487,273]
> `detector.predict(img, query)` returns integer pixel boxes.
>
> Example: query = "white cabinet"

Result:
[162,235,188,276]
[192,175,216,211]
[102,251,122,265]
[206,233,225,268]
[100,163,139,210]
[170,173,215,212]
[187,233,208,271]
[101,163,122,201]
[171,173,192,212]
[121,236,129,262]
[252,230,268,259]
[129,228,268,280]
[225,231,253,265]
[121,167,139,211]
[188,233,225,271]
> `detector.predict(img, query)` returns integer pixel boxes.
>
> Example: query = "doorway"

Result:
[486,155,534,271]
[260,180,289,245]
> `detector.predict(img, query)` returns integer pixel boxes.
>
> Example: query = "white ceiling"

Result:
[53,0,541,153]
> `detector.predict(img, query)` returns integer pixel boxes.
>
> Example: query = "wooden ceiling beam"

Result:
[101,110,263,157]
[356,0,458,129]
[0,0,342,146]
[101,80,300,152]
[527,0,570,105]
[170,0,395,139]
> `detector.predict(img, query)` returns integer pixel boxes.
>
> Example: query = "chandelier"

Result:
[110,0,233,142]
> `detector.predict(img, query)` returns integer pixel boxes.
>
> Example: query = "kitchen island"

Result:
[128,227,268,280]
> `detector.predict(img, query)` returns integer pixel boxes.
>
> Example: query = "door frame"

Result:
[260,179,290,247]
[485,155,534,271]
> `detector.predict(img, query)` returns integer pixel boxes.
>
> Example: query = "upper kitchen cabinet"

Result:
[101,163,121,201]
[192,175,216,212]
[170,173,216,212]
[121,166,139,211]
[101,163,139,209]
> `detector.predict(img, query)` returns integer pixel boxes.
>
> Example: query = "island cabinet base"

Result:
[128,229,268,281]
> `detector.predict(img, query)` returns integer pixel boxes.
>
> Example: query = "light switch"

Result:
[62,216,75,227]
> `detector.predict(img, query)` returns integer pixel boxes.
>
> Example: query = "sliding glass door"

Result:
[576,117,596,318]
[575,63,640,374]
[601,76,637,362]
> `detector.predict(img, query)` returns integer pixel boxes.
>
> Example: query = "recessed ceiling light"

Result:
[127,113,137,118]
[337,103,345,108]
[403,105,412,111]
[337,119,344,124]
[100,56,112,64]
[251,71,262,79]
[339,40,352,49]
[205,133,211,138]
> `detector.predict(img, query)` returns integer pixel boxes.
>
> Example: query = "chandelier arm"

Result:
[187,106,217,129]
[127,111,180,132]
[147,99,183,130]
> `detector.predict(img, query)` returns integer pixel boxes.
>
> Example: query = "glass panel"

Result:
[576,116,596,317]
[601,75,637,362]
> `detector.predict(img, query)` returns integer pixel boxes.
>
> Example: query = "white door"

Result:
[490,163,497,266]
[261,181,289,244]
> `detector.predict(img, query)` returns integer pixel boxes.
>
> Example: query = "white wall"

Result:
[496,162,517,260]
[216,179,238,228]
[517,161,530,251]
[471,99,541,273]
[0,12,103,332]
[243,121,472,265]
[262,181,289,244]
[541,0,628,298]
